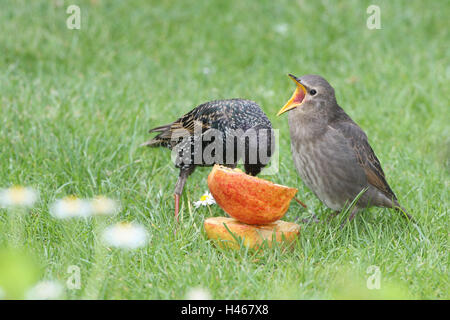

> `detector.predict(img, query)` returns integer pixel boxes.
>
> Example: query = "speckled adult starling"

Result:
[277,74,412,224]
[142,99,274,221]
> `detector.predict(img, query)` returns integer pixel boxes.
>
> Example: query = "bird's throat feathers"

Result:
[287,100,341,139]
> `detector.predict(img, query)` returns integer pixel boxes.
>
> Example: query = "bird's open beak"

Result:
[277,74,307,116]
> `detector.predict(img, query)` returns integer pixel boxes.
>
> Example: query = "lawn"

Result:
[0,0,448,299]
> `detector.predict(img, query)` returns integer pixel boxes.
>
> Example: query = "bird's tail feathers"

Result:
[148,123,172,133]
[140,138,165,147]
[141,122,175,147]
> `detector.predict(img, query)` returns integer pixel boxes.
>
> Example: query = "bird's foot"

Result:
[339,208,358,229]
[297,213,320,224]
[327,210,341,222]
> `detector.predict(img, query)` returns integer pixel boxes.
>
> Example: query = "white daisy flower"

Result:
[186,287,212,300]
[274,23,288,35]
[102,222,148,249]
[25,280,64,300]
[0,186,38,208]
[50,196,91,219]
[90,196,119,216]
[202,67,213,75]
[194,192,216,208]
[264,89,275,98]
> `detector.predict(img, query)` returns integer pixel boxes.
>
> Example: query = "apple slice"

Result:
[204,217,300,250]
[207,165,298,225]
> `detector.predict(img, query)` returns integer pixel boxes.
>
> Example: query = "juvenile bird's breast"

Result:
[288,118,367,211]
[290,138,343,210]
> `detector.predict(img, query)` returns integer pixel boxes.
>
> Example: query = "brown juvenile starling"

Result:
[142,99,274,221]
[277,74,412,224]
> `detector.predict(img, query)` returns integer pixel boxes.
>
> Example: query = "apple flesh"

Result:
[207,165,298,225]
[204,217,300,250]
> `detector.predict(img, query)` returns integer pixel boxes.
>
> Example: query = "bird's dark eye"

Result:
[310,89,317,96]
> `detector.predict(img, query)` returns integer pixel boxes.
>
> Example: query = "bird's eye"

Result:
[309,89,317,96]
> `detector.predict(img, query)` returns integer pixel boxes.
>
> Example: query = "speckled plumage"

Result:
[280,74,412,223]
[143,98,275,221]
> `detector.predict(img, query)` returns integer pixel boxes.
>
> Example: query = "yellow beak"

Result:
[277,74,307,116]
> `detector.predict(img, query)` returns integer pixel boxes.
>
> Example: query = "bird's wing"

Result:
[329,120,397,200]
[146,102,226,146]
[170,103,224,134]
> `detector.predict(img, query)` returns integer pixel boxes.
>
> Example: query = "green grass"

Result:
[0,0,448,299]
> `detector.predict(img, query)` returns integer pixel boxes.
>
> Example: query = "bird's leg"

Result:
[340,207,359,228]
[174,194,181,222]
[292,198,315,224]
[300,214,320,224]
[294,197,307,209]
[174,173,187,223]
[348,208,358,221]
[295,207,319,224]
[173,166,195,223]
[327,210,341,222]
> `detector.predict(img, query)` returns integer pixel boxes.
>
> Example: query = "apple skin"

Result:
[204,217,300,250]
[207,165,298,225]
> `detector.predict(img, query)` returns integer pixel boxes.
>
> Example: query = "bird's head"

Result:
[277,74,336,117]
